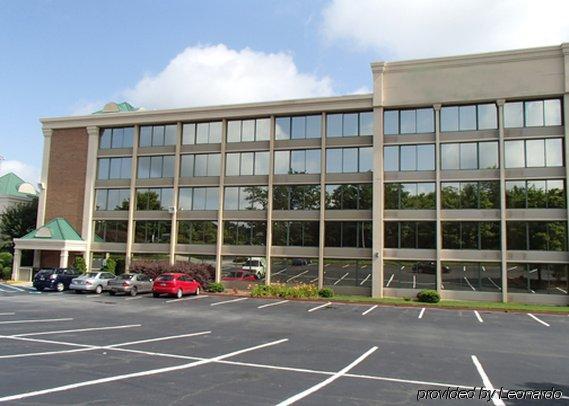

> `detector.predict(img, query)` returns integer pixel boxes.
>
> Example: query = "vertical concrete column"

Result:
[59,250,69,268]
[36,128,53,228]
[564,94,569,252]
[264,116,276,285]
[433,104,443,293]
[169,123,182,265]
[497,99,508,303]
[125,125,139,271]
[371,106,384,298]
[215,119,227,283]
[83,126,99,272]
[33,250,41,270]
[317,113,327,290]
[11,249,21,281]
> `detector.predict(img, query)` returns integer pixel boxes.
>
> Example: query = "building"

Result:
[0,172,36,214]
[12,44,569,305]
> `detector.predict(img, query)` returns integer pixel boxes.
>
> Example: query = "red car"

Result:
[222,270,258,282]
[152,273,201,298]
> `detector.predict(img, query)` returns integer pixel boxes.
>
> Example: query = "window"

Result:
[225,151,269,176]
[384,108,434,135]
[504,99,562,128]
[99,127,133,149]
[276,115,321,140]
[506,179,565,209]
[383,260,436,289]
[507,221,567,251]
[325,222,372,248]
[441,142,499,170]
[273,149,321,174]
[94,221,128,243]
[224,221,266,245]
[95,189,130,211]
[271,258,318,284]
[224,186,268,210]
[137,155,174,178]
[134,221,171,243]
[383,144,435,171]
[326,147,372,173]
[441,104,497,131]
[136,188,173,210]
[178,187,219,210]
[272,222,319,246]
[227,118,270,142]
[273,185,321,210]
[327,112,373,137]
[97,157,131,180]
[322,259,372,287]
[180,154,220,177]
[442,222,500,250]
[441,181,500,209]
[139,125,177,147]
[325,184,372,210]
[384,183,435,209]
[505,138,563,168]
[442,262,502,292]
[507,263,568,295]
[182,121,222,144]
[384,222,436,249]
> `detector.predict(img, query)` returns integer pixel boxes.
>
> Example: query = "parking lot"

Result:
[0,283,568,405]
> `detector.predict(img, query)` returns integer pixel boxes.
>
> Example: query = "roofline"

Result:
[41,93,373,129]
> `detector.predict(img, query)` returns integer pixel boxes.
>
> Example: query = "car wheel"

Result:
[130,287,138,297]
[36,287,44,292]
[95,285,103,295]
[176,289,183,299]
[195,287,200,296]
[153,292,160,298]
[109,291,116,296]
[56,283,64,292]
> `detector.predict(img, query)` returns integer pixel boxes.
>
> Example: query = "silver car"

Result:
[70,272,115,294]
[107,273,153,296]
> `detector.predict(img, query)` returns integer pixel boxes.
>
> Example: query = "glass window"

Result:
[343,113,358,136]
[359,112,373,135]
[109,158,122,179]
[505,140,525,168]
[254,151,269,175]
[441,182,460,209]
[194,154,208,177]
[327,114,342,137]
[343,148,358,173]
[240,152,254,176]
[276,117,290,140]
[139,126,152,147]
[400,145,416,171]
[383,146,399,171]
[547,180,565,208]
[327,149,342,173]
[400,110,416,134]
[359,147,373,172]
[546,138,563,167]
[478,142,499,169]
[241,120,255,142]
[441,144,459,170]
[506,181,526,208]
[274,151,289,174]
[100,129,112,149]
[291,116,306,139]
[180,155,194,177]
[290,150,306,174]
[441,106,459,132]
[164,125,177,145]
[227,121,240,143]
[527,180,546,208]
[306,150,321,174]
[477,104,497,129]
[256,119,270,141]
[525,100,544,127]
[152,126,164,146]
[416,108,434,133]
[224,187,239,210]
[417,144,435,171]
[98,158,110,180]
[196,123,209,143]
[178,188,192,210]
[225,153,240,176]
[182,123,196,144]
[460,143,477,170]
[384,111,399,135]
[544,99,562,126]
[479,181,500,209]
[526,139,545,167]
[459,105,476,130]
[504,102,524,128]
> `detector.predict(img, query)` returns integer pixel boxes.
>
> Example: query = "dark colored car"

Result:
[152,273,201,298]
[411,262,451,274]
[33,268,82,292]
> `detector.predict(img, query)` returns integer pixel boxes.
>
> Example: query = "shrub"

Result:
[130,260,215,288]
[206,282,224,293]
[0,252,12,280]
[74,256,87,274]
[417,289,440,303]
[102,257,116,274]
[318,288,334,298]
[251,283,319,299]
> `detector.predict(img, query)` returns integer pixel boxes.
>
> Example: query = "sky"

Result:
[1,0,569,185]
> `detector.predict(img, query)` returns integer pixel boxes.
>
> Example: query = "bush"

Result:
[102,257,116,274]
[417,289,440,303]
[0,252,12,280]
[206,282,224,293]
[318,288,334,298]
[130,260,215,288]
[74,256,87,274]
[251,283,319,299]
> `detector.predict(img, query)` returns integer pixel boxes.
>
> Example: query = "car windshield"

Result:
[243,261,259,267]
[157,275,174,281]
[117,274,134,280]
[85,273,99,278]
[36,269,54,276]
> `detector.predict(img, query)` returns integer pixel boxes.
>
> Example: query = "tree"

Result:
[0,197,38,254]
[0,251,13,280]
[74,256,87,274]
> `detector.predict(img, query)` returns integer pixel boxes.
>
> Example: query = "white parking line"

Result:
[257,300,289,309]
[286,270,308,283]
[0,338,288,403]
[555,287,568,294]
[471,355,505,406]
[0,312,15,316]
[385,274,394,287]
[0,318,73,325]
[464,277,476,291]
[362,305,377,316]
[13,324,142,337]
[359,274,371,285]
[106,331,211,348]
[418,308,425,319]
[0,284,25,292]
[125,296,144,301]
[210,297,248,306]
[333,273,349,286]
[307,302,331,312]
[474,311,483,323]
[412,275,416,289]
[342,264,349,268]
[272,267,288,276]
[275,346,378,406]
[527,313,550,327]
[165,295,209,303]
[0,287,9,292]
[487,277,502,291]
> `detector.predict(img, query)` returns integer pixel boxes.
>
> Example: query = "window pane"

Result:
[209,122,222,143]
[121,158,131,179]
[384,183,399,209]
[162,156,174,178]
[306,115,321,138]
[504,102,523,128]
[480,223,500,250]
[152,126,164,146]
[527,180,546,208]
[343,113,358,136]
[384,222,398,248]
[507,222,527,250]
[196,123,209,144]
[100,129,112,149]
[178,188,192,210]
[417,144,435,171]
[525,139,545,167]
[528,222,548,250]
[206,188,219,210]
[505,140,525,168]
[441,182,460,209]
[194,154,208,177]
[240,152,254,176]
[442,222,460,249]
[291,116,306,139]
[384,111,399,135]
[416,108,434,133]
[359,147,373,172]
[137,157,150,179]
[274,151,290,174]
[290,150,306,174]
[149,156,162,178]
[275,117,290,140]
[544,99,562,126]
[95,189,107,210]
[98,159,109,180]
[400,145,416,171]
[478,142,499,169]
[182,123,195,144]
[238,187,249,210]
[192,188,206,210]
[506,181,526,209]
[327,149,343,173]
[525,100,544,127]
[327,114,342,137]
[546,138,563,167]
[547,180,565,208]
[256,118,270,141]
[383,146,399,171]
[109,158,122,179]
[400,222,415,248]
[460,182,478,209]
[441,143,459,170]
[417,183,435,209]
[342,148,358,173]
[254,151,269,175]
[477,104,497,129]
[417,222,435,248]
[122,127,133,148]
[207,154,220,176]
[400,110,416,134]
[461,222,478,249]
[164,125,177,145]
[400,183,416,209]
[225,153,240,176]
[241,120,255,142]
[459,106,476,130]
[359,112,373,135]
[227,121,240,143]
[306,149,321,174]
[139,126,152,147]
[441,106,459,132]
[460,143,477,169]
[479,181,499,209]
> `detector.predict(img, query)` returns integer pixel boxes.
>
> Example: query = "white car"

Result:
[70,272,116,294]
[242,257,266,279]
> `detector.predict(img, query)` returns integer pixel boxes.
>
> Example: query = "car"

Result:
[291,258,309,266]
[222,270,259,282]
[70,272,116,294]
[152,273,201,298]
[33,268,81,292]
[108,273,153,296]
[241,257,266,278]
[411,262,451,274]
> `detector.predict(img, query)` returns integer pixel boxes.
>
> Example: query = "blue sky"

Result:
[1,0,568,183]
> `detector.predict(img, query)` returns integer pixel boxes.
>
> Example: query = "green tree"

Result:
[102,257,116,274]
[0,197,38,254]
[0,251,13,280]
[74,256,87,273]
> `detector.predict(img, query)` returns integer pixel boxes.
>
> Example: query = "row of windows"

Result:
[100,127,134,149]
[507,222,567,251]
[276,115,321,140]
[326,147,373,173]
[506,180,565,209]
[504,138,563,168]
[325,184,372,210]
[139,125,177,147]
[224,221,267,245]
[383,144,435,171]
[180,153,221,177]
[384,222,436,249]
[97,157,132,180]
[441,181,500,209]
[384,183,436,210]
[226,152,269,176]
[273,185,320,210]
[224,186,268,210]
[136,188,173,211]
[441,142,498,170]
[137,155,175,179]
[227,119,270,143]
[442,222,500,250]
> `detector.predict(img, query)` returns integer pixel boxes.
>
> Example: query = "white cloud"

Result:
[119,44,335,110]
[321,0,569,59]
[0,160,40,185]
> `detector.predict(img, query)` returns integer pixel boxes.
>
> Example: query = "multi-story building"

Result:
[12,44,569,305]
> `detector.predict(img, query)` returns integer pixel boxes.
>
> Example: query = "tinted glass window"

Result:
[505,140,525,168]
[383,146,399,171]
[416,108,434,133]
[477,104,497,129]
[384,111,399,135]
[478,142,499,169]
[441,106,459,132]
[504,102,524,128]
[441,144,459,170]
